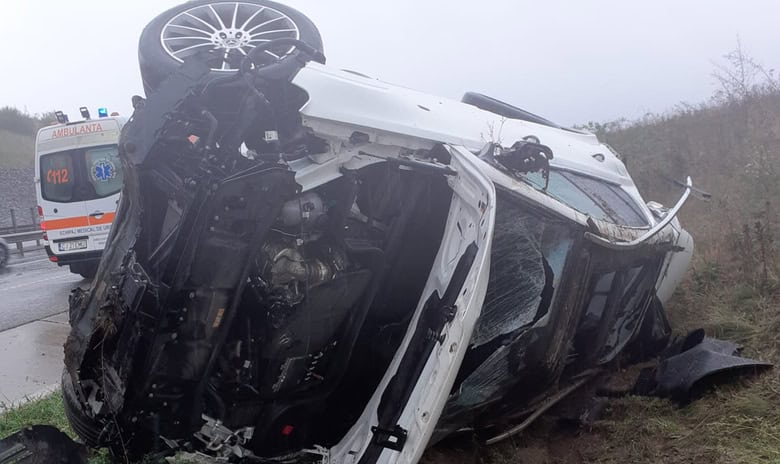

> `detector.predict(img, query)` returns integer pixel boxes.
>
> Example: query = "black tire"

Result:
[461,92,562,129]
[138,0,323,95]
[69,262,98,279]
[61,370,103,447]
[0,243,8,269]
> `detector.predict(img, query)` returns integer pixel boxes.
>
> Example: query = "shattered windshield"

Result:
[524,169,649,227]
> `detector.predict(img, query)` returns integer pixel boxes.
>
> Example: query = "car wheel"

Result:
[69,262,98,280]
[138,0,323,95]
[461,92,561,129]
[0,243,8,269]
[61,370,102,447]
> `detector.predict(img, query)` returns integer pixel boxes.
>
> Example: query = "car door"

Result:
[82,145,123,250]
[38,149,90,255]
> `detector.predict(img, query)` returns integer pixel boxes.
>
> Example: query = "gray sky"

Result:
[4,1,779,126]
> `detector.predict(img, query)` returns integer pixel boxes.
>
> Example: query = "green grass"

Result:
[0,391,110,463]
[0,391,70,439]
[585,377,780,463]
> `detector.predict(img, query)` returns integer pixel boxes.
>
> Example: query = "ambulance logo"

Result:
[92,159,117,182]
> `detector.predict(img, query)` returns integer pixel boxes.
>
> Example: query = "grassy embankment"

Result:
[0,106,52,168]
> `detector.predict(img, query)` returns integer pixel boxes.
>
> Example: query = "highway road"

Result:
[0,253,87,332]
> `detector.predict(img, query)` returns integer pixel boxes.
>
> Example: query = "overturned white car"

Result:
[59,1,698,463]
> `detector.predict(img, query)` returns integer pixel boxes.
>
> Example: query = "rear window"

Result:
[40,151,75,202]
[85,146,123,197]
[40,145,122,202]
[525,169,648,227]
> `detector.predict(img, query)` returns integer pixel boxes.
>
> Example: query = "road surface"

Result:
[0,253,88,405]
[0,254,87,332]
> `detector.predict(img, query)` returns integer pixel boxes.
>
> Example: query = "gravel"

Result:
[0,166,37,230]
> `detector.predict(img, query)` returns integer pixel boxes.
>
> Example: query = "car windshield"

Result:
[524,169,649,227]
[40,145,123,202]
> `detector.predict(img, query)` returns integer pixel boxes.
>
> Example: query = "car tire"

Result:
[461,92,561,129]
[0,242,8,269]
[69,262,98,280]
[138,0,323,95]
[61,370,103,447]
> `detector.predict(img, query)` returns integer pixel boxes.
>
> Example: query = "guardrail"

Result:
[0,224,37,235]
[0,208,39,235]
[1,230,44,258]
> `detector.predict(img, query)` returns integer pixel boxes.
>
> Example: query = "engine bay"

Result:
[60,44,472,461]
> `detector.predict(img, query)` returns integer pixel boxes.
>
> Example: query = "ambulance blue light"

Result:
[98,108,109,118]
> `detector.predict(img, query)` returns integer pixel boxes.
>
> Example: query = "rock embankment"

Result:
[0,166,37,229]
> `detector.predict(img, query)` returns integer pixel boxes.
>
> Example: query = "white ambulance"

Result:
[35,109,126,278]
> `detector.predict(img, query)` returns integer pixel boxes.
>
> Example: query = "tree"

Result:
[712,37,778,103]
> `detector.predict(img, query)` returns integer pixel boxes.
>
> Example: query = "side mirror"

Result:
[498,140,553,173]
[479,140,554,189]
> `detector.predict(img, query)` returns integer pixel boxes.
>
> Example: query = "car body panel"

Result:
[330,145,496,464]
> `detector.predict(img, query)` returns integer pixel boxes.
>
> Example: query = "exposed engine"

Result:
[198,184,389,456]
[59,9,458,461]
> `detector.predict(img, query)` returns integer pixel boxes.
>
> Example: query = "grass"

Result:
[607,274,780,464]
[0,391,110,463]
[586,377,780,463]
[0,391,70,439]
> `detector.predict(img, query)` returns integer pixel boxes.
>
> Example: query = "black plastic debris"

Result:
[0,425,87,464]
[633,329,773,402]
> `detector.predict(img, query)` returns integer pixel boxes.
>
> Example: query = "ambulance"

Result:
[34,108,126,278]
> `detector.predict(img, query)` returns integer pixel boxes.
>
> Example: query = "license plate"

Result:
[58,239,88,252]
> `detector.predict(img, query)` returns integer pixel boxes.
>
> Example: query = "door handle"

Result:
[89,211,104,218]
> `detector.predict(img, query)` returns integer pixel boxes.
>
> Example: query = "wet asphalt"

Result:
[0,253,86,332]
[0,253,87,405]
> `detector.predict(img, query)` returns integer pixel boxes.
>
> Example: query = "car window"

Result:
[525,170,648,227]
[39,145,122,202]
[470,196,576,346]
[85,146,123,197]
[581,272,614,329]
[40,151,76,202]
[559,171,648,227]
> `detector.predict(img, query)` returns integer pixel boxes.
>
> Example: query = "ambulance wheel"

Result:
[138,0,323,95]
[70,262,98,279]
[0,241,8,269]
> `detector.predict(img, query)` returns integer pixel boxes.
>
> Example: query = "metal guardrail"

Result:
[0,207,39,235]
[1,230,44,257]
[0,224,37,235]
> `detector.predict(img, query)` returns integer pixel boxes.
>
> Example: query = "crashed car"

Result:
[60,1,697,462]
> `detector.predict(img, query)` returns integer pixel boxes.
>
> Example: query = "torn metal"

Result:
[634,329,773,402]
[0,425,87,464]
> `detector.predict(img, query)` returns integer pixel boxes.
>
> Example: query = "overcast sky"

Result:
[4,1,779,126]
